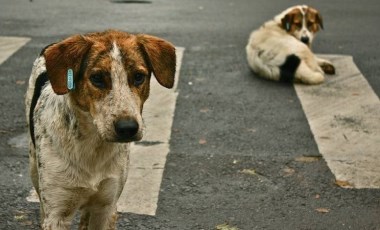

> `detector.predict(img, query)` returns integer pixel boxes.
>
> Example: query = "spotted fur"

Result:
[25,30,176,229]
[246,5,335,84]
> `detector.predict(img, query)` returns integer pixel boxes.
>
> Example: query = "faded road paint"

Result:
[0,36,30,65]
[117,47,185,215]
[295,55,380,188]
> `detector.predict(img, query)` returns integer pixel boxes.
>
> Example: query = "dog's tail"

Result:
[279,54,301,82]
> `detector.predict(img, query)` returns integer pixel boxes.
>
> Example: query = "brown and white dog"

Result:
[25,30,176,229]
[246,5,335,84]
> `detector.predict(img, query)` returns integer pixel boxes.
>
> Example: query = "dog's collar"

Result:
[67,68,75,90]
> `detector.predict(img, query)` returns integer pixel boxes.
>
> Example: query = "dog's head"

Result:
[277,5,323,47]
[43,30,176,143]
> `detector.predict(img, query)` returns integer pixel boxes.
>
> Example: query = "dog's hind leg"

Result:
[295,61,325,84]
[246,48,282,81]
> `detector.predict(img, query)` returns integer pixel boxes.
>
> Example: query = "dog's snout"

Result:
[300,36,310,45]
[114,119,139,141]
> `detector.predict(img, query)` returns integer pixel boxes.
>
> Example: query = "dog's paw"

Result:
[320,62,335,75]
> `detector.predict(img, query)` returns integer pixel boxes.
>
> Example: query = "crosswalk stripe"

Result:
[295,55,380,188]
[4,34,375,206]
[117,47,185,215]
[0,36,30,65]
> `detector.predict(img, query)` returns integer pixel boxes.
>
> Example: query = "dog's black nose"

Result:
[114,119,139,140]
[300,36,310,45]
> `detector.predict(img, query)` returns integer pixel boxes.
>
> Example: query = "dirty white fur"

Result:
[25,53,130,229]
[25,30,176,229]
[274,5,316,45]
[246,5,335,84]
[92,43,143,141]
[25,43,139,229]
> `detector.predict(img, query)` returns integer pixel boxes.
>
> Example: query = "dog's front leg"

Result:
[295,60,325,84]
[39,187,82,230]
[86,205,118,230]
[316,57,335,74]
[85,178,122,230]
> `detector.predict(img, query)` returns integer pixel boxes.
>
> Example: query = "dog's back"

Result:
[25,55,47,128]
[246,22,298,82]
[246,5,334,84]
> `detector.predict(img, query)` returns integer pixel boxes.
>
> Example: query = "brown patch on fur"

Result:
[320,62,335,74]
[281,8,303,33]
[137,34,176,88]
[305,7,324,32]
[69,38,112,112]
[44,30,175,115]
[29,30,177,228]
[281,6,323,34]
[44,35,93,95]
[116,35,152,110]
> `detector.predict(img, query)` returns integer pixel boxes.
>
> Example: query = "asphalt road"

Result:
[0,0,379,229]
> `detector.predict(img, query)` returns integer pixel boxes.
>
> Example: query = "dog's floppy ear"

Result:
[281,8,303,32]
[306,7,324,30]
[315,12,324,30]
[281,13,294,31]
[137,35,176,89]
[43,35,92,95]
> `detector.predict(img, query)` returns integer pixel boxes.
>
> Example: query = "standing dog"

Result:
[246,5,335,84]
[25,30,176,229]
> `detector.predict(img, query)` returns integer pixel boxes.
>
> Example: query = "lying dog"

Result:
[25,30,176,229]
[246,5,335,84]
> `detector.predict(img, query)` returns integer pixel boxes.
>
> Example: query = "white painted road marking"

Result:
[117,47,185,215]
[24,47,185,216]
[2,35,377,208]
[0,36,30,65]
[295,55,380,189]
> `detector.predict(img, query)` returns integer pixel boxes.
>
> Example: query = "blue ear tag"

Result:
[286,22,290,31]
[67,69,75,90]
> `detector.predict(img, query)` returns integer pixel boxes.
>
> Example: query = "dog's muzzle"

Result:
[300,36,310,45]
[114,118,139,142]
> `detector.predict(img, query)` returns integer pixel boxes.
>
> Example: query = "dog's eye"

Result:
[307,21,314,29]
[133,73,145,86]
[295,22,302,29]
[90,73,107,89]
